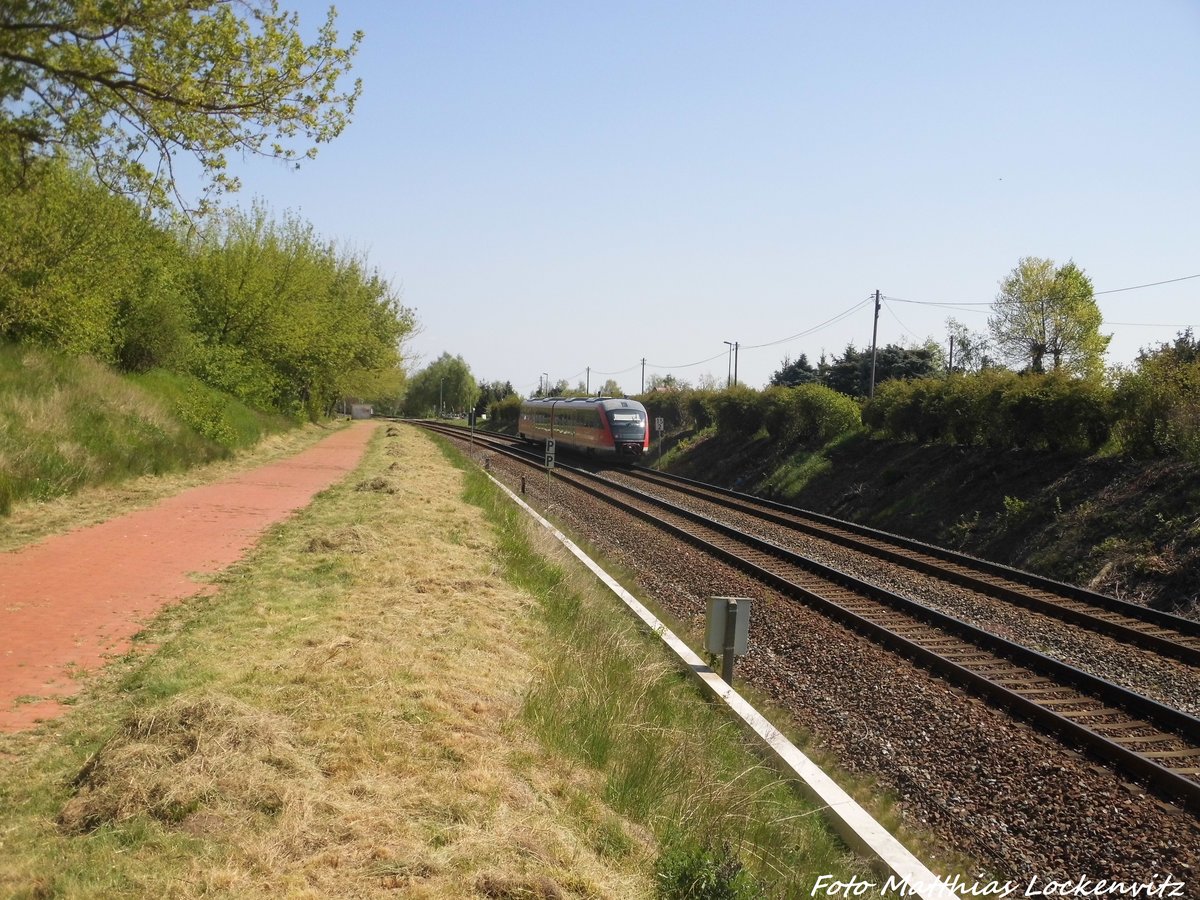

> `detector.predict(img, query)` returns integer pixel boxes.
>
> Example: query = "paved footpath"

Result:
[0,422,377,733]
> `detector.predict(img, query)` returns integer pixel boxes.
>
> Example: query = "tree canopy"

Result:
[820,342,941,398]
[474,379,516,417]
[988,257,1110,377]
[0,164,414,419]
[769,353,818,387]
[403,353,477,417]
[944,318,994,374]
[0,0,361,211]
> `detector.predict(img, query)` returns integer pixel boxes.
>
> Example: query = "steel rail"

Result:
[629,466,1200,647]
[416,422,1200,811]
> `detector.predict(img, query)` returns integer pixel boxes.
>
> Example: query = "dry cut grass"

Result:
[0,424,657,898]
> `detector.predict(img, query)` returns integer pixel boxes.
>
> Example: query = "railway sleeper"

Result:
[1143,748,1200,759]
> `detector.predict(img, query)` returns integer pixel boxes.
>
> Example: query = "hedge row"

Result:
[642,384,862,448]
[862,372,1110,452]
[862,346,1200,460]
[490,339,1200,462]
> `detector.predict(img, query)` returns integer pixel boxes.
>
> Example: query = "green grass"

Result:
[442,438,884,899]
[0,424,899,897]
[0,344,294,514]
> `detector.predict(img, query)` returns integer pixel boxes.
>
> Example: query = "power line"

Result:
[640,295,877,371]
[884,272,1200,309]
[1095,273,1200,295]
[591,362,643,376]
[886,296,991,307]
[535,272,1196,389]
[882,299,920,341]
[741,296,875,350]
[1106,321,1195,327]
[645,349,728,370]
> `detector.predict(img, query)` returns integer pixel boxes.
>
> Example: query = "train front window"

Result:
[607,409,645,438]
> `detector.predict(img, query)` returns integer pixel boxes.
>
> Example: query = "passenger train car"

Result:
[518,397,650,461]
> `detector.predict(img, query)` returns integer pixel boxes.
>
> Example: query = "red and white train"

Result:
[518,397,650,461]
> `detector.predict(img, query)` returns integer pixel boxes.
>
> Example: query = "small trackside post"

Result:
[706,597,753,685]
[722,600,738,684]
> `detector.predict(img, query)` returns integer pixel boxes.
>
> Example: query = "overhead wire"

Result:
[884,272,1199,309]
[882,299,921,342]
[740,296,875,350]
[1095,273,1200,295]
[645,349,729,370]
[538,272,1195,391]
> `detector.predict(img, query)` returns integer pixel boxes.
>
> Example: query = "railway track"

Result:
[415,422,1200,811]
[614,466,1200,667]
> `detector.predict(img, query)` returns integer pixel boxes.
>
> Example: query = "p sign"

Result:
[545,439,556,469]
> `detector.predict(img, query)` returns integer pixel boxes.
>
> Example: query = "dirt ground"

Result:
[0,422,377,733]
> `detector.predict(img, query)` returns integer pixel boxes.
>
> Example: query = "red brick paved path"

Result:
[0,422,376,733]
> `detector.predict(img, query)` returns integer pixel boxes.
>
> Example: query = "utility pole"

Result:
[733,341,739,387]
[869,290,881,398]
[586,366,590,395]
[948,335,955,374]
[641,358,646,394]
[724,341,733,388]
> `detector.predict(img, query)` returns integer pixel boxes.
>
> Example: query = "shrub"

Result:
[712,386,766,437]
[641,389,692,433]
[487,394,522,429]
[1113,331,1200,460]
[864,371,1112,453]
[998,373,1111,452]
[763,384,861,446]
[686,390,720,430]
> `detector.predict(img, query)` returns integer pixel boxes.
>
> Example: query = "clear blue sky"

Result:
[225,0,1199,394]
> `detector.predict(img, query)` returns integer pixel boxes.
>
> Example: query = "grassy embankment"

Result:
[659,425,1200,619]
[0,344,296,518]
[0,424,896,898]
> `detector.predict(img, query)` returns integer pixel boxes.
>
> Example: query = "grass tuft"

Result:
[437,435,883,898]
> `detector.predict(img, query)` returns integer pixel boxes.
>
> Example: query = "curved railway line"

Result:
[415,421,1200,814]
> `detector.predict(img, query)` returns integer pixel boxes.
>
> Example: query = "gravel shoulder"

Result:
[474,443,1200,890]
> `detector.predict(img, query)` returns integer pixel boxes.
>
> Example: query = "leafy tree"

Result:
[988,257,1110,376]
[875,340,943,382]
[1113,329,1200,459]
[821,344,864,396]
[474,379,515,417]
[944,318,993,374]
[402,353,476,417]
[769,353,818,387]
[0,155,190,365]
[645,373,690,392]
[187,205,412,417]
[822,342,940,397]
[599,378,623,396]
[1,0,362,211]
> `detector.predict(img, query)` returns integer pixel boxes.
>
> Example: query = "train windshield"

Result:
[607,409,646,438]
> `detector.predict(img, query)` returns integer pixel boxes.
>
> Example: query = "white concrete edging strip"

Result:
[491,474,959,900]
